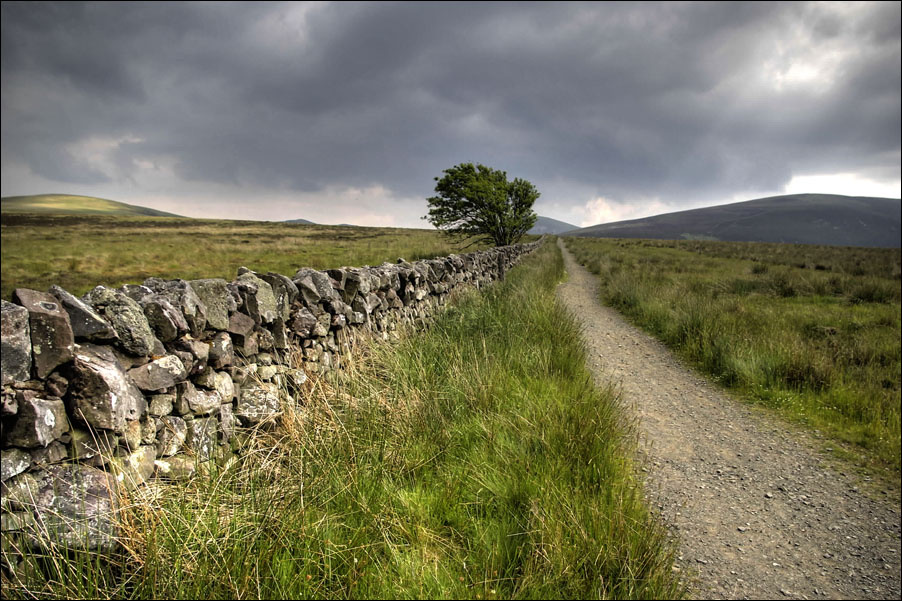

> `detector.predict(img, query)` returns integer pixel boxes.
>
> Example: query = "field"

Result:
[0,214,495,301]
[2,242,684,599]
[565,237,902,475]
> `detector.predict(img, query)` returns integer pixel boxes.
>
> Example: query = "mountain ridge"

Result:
[564,193,901,248]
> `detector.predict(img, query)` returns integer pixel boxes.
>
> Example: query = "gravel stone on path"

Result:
[555,239,901,600]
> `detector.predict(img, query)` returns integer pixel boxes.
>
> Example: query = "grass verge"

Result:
[2,241,683,599]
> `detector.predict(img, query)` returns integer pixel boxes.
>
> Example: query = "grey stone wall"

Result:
[0,240,540,556]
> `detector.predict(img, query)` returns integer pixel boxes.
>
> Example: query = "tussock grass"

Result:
[566,237,901,479]
[2,242,683,599]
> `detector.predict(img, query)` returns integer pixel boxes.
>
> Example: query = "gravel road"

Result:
[555,239,901,600]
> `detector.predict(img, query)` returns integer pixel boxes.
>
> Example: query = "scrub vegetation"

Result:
[565,237,902,476]
[2,242,683,600]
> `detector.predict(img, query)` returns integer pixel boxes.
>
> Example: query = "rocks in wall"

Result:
[1,301,32,385]
[1,238,541,552]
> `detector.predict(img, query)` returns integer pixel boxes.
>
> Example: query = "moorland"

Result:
[566,237,902,474]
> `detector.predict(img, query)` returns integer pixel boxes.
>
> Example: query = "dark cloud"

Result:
[2,1,899,226]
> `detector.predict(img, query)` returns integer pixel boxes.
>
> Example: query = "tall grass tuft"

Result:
[3,242,683,600]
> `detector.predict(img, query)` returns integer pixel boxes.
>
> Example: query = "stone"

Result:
[120,418,144,451]
[196,369,234,401]
[233,331,258,357]
[228,364,256,386]
[187,278,231,331]
[2,510,37,533]
[293,268,337,305]
[148,392,175,417]
[127,354,187,391]
[29,464,120,552]
[13,289,75,379]
[1,447,31,482]
[186,416,218,461]
[174,337,210,363]
[171,337,209,375]
[365,293,383,313]
[5,395,69,448]
[288,305,317,337]
[385,289,403,309]
[142,278,208,337]
[2,388,19,416]
[313,313,330,337]
[257,365,278,381]
[1,300,32,385]
[66,344,147,433]
[207,332,234,369]
[45,372,69,397]
[141,416,158,445]
[259,272,298,321]
[49,286,118,342]
[228,312,255,336]
[108,445,156,489]
[255,327,274,351]
[236,383,281,425]
[156,415,187,456]
[178,381,222,416]
[154,454,197,480]
[83,286,156,357]
[28,441,68,467]
[235,272,278,325]
[218,402,236,443]
[341,270,363,303]
[140,294,189,342]
[119,284,154,302]
[68,427,118,463]
[271,317,289,349]
[282,367,308,389]
[2,470,47,510]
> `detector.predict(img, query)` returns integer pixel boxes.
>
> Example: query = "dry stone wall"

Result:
[0,240,540,554]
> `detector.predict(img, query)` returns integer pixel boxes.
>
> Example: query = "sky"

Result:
[2,1,900,228]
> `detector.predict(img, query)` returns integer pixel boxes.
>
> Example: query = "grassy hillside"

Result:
[0,194,182,217]
[567,194,901,248]
[566,237,901,478]
[529,215,577,234]
[0,214,499,301]
[3,242,683,600]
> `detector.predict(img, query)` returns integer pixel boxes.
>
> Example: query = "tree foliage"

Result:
[424,163,539,247]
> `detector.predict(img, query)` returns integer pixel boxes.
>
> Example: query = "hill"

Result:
[565,194,901,248]
[284,218,316,225]
[529,215,577,235]
[0,194,182,217]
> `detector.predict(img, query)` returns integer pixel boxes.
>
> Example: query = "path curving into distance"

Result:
[555,238,901,600]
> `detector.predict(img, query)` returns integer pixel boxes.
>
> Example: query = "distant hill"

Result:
[284,218,316,225]
[564,194,901,248]
[529,215,578,235]
[0,194,182,217]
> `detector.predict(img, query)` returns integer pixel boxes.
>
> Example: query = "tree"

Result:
[424,163,539,247]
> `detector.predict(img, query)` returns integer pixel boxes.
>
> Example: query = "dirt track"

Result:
[555,239,901,600]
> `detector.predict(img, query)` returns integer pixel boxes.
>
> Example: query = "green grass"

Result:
[2,242,684,600]
[1,214,501,301]
[565,237,902,480]
[1,194,182,217]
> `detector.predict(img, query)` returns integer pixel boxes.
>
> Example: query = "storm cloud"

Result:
[2,1,899,227]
